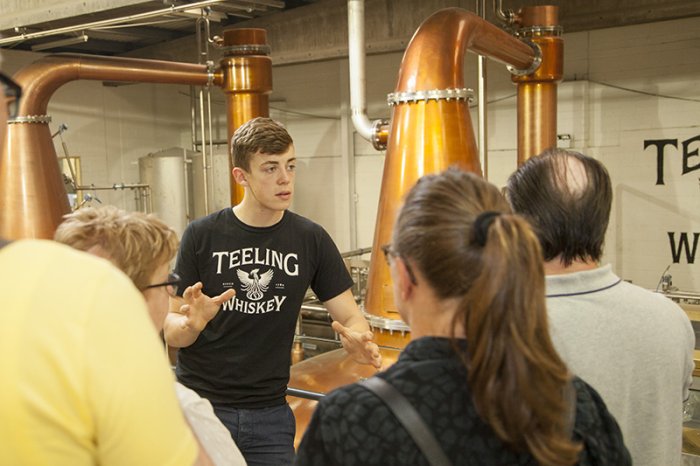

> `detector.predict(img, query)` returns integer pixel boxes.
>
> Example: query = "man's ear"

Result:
[394,257,415,301]
[232,167,248,186]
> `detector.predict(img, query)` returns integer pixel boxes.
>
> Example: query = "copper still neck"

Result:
[511,5,563,164]
[219,28,272,206]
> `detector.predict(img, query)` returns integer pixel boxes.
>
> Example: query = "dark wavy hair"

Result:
[231,117,293,171]
[393,167,581,466]
[505,149,612,266]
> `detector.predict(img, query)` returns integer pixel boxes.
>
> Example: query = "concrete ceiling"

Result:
[1,0,699,62]
[0,0,320,55]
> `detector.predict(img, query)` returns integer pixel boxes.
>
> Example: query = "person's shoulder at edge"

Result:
[563,264,691,317]
[2,239,201,466]
[4,238,116,272]
[615,274,693,319]
[571,376,632,465]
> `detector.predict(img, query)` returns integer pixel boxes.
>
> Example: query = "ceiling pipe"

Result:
[0,0,228,47]
[347,0,387,151]
[495,0,516,26]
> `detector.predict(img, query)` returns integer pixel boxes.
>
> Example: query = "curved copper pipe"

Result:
[220,28,273,206]
[394,8,534,92]
[16,54,218,116]
[363,8,536,347]
[0,54,219,240]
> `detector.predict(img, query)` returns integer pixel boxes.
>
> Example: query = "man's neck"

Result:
[232,201,284,228]
[544,257,599,276]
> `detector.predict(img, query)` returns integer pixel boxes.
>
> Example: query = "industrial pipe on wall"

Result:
[347,0,372,141]
[347,0,388,150]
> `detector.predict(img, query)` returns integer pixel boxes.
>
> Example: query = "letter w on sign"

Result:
[668,232,700,264]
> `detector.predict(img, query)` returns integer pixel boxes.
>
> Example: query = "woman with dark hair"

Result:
[295,167,629,466]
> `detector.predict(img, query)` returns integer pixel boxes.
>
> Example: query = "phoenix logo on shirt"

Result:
[237,268,274,301]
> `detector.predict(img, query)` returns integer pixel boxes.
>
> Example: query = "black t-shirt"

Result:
[174,208,353,408]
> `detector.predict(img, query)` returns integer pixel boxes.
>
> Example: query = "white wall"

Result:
[270,15,700,290]
[564,18,700,291]
[5,15,700,291]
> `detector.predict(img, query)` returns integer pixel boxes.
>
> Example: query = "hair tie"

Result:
[472,211,500,246]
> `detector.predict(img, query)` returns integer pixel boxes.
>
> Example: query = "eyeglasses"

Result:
[144,272,181,297]
[380,243,417,285]
[0,72,22,120]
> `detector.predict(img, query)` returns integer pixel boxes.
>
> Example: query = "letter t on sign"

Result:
[644,139,677,185]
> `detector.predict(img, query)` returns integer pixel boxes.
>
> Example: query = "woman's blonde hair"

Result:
[393,167,581,466]
[54,206,178,290]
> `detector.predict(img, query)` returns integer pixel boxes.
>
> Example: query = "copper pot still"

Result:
[0,28,271,240]
[288,5,562,448]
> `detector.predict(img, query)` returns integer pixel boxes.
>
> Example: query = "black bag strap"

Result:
[360,377,453,466]
[564,378,577,437]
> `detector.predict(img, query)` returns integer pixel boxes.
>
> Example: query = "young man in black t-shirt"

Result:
[164,117,381,466]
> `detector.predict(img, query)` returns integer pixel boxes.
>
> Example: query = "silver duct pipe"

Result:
[347,0,373,142]
[477,0,488,178]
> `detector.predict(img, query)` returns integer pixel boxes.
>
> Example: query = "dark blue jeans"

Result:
[213,403,296,466]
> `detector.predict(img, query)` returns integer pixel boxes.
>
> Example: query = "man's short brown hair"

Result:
[231,117,293,171]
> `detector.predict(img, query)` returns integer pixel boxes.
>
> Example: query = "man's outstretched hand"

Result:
[331,320,382,369]
[174,282,236,332]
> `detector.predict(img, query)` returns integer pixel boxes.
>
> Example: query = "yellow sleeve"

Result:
[85,268,198,466]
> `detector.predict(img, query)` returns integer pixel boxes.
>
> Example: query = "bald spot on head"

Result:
[552,152,590,199]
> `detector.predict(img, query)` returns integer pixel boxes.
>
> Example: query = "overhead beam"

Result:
[0,0,158,31]
[127,0,700,65]
[86,26,183,43]
[0,0,227,47]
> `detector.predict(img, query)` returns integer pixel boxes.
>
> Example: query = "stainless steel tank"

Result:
[138,148,194,237]
[191,150,232,220]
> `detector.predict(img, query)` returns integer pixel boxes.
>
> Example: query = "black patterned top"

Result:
[295,337,631,466]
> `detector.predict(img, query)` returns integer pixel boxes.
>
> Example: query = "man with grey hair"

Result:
[505,148,694,466]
